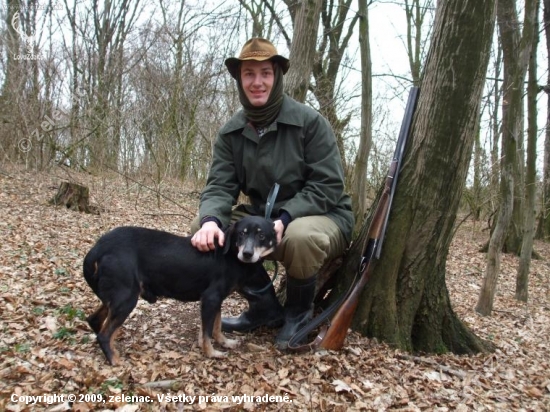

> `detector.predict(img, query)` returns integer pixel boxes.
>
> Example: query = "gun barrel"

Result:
[375,86,419,259]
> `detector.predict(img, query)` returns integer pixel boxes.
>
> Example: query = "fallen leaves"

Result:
[0,167,549,411]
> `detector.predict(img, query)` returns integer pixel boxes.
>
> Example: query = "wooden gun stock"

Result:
[318,259,374,350]
[288,86,419,352]
[319,192,391,350]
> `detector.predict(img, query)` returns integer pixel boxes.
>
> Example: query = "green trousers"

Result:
[190,208,348,280]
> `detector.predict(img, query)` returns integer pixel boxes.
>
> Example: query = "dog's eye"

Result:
[258,233,265,240]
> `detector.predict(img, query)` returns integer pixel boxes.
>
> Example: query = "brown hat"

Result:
[225,38,290,79]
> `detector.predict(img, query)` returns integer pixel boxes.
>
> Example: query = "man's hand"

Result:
[273,219,284,244]
[191,221,225,252]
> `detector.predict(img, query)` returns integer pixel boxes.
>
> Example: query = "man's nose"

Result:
[251,74,262,85]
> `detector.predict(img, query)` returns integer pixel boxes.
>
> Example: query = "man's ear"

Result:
[222,223,234,254]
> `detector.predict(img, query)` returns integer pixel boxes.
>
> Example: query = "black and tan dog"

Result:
[83,216,277,365]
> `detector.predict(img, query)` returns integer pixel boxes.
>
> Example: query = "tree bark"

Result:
[332,0,496,354]
[476,0,537,315]
[516,0,540,302]
[537,0,550,239]
[312,0,360,178]
[283,0,322,102]
[350,0,372,232]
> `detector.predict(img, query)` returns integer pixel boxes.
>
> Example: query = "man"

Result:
[191,38,353,350]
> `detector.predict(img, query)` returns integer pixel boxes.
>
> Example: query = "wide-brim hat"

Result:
[225,38,290,80]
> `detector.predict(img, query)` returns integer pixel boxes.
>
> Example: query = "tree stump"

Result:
[49,182,98,214]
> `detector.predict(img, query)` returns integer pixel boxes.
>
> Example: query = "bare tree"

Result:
[312,0,360,176]
[476,0,538,316]
[465,43,503,228]
[1,0,20,105]
[282,0,322,102]
[0,0,54,166]
[516,0,540,302]
[537,0,550,239]
[350,0,372,231]
[404,0,433,85]
[88,0,142,169]
[238,0,277,38]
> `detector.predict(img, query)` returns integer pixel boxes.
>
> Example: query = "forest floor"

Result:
[0,166,549,411]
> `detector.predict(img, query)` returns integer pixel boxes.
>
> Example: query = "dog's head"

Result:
[224,216,277,263]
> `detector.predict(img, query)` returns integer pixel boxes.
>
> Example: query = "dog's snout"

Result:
[238,237,257,262]
[242,240,255,259]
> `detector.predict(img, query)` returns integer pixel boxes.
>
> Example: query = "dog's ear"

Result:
[222,223,234,254]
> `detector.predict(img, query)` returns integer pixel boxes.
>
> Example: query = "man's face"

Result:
[240,60,275,107]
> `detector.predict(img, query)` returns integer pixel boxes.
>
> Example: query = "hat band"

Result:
[240,50,274,59]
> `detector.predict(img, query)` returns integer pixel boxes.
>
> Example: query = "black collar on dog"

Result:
[248,262,279,295]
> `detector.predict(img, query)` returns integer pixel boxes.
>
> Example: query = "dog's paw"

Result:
[206,348,227,358]
[221,337,239,349]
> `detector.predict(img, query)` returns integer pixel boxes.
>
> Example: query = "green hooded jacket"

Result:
[199,95,354,243]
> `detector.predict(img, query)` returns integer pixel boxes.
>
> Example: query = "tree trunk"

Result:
[89,0,139,170]
[476,0,537,316]
[312,0,360,178]
[333,0,496,354]
[350,0,372,232]
[537,0,550,239]
[516,0,540,302]
[284,0,322,102]
[1,0,20,101]
[490,47,503,195]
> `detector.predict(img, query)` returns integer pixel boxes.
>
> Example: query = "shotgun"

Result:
[288,86,420,351]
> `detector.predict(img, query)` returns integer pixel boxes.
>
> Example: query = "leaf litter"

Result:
[0,167,548,411]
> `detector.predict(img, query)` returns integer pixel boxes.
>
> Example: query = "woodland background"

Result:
[0,0,550,410]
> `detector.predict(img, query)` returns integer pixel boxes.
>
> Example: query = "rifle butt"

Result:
[318,297,359,350]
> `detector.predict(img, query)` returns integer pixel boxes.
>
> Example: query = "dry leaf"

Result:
[0,170,548,412]
[332,379,353,393]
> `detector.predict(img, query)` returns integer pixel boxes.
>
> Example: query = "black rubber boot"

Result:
[275,275,316,350]
[222,265,284,333]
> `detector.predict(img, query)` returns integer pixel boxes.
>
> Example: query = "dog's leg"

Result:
[200,330,225,358]
[213,312,239,349]
[200,295,226,358]
[95,293,139,365]
[87,304,108,334]
[96,309,122,365]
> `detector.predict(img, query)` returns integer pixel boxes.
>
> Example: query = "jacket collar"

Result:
[219,95,302,136]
